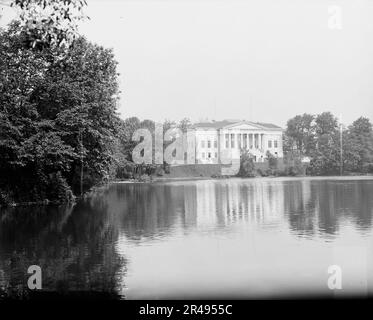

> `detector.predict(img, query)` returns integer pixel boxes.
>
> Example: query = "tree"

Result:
[10,0,88,49]
[163,119,176,151]
[116,117,155,163]
[0,22,74,203]
[266,151,278,171]
[308,131,342,175]
[0,26,120,204]
[345,117,373,172]
[117,117,141,162]
[285,113,315,156]
[314,112,338,137]
[307,112,341,175]
[35,36,120,192]
[283,150,304,176]
[237,150,255,177]
[178,117,192,132]
[163,119,176,133]
[284,112,373,176]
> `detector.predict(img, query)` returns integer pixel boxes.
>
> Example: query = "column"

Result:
[218,130,222,163]
[258,133,262,150]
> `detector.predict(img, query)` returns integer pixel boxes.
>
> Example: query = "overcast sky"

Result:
[2,0,373,126]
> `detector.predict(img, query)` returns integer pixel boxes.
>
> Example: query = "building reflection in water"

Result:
[1,178,372,298]
[116,179,373,241]
[114,178,373,298]
[192,180,285,228]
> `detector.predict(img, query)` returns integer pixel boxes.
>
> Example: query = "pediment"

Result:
[223,121,263,130]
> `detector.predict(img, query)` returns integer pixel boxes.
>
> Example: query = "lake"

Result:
[0,177,372,299]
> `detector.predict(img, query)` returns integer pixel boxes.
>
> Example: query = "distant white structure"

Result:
[301,156,311,163]
[193,120,284,164]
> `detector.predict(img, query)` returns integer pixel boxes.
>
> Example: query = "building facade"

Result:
[193,120,283,164]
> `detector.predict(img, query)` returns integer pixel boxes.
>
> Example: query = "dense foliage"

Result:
[10,0,87,49]
[0,23,120,205]
[285,112,373,175]
[237,150,255,177]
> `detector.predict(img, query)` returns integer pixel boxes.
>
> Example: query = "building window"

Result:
[207,140,211,148]
[237,134,241,149]
[214,140,217,148]
[225,134,229,148]
[268,140,272,148]
[243,134,247,149]
[201,140,205,148]
[215,152,218,158]
[202,152,205,159]
[274,140,278,148]
[208,152,211,158]
[231,134,235,148]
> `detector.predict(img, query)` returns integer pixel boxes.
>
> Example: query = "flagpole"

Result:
[340,114,343,176]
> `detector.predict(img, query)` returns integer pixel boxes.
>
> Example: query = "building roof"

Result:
[255,122,283,129]
[193,120,282,130]
[193,120,236,129]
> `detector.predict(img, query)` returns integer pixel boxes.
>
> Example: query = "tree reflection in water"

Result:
[1,178,373,299]
[0,193,124,299]
[114,179,373,241]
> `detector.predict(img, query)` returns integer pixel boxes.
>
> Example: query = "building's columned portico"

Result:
[194,120,283,164]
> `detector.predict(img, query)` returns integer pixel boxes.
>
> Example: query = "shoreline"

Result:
[113,174,373,184]
[2,174,373,208]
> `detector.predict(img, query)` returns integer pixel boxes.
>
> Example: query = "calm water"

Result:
[0,177,373,299]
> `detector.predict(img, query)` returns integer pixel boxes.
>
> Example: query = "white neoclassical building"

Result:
[193,120,283,164]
